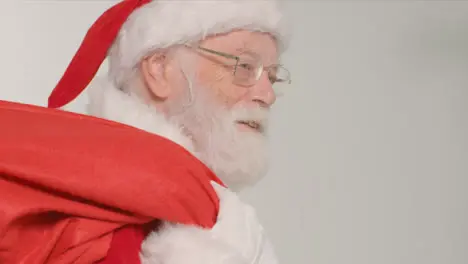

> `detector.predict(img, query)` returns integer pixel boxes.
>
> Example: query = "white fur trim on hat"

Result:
[107,0,288,88]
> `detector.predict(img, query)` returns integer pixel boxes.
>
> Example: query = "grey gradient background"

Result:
[1,1,467,264]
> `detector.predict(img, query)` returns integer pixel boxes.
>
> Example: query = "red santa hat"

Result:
[47,0,288,109]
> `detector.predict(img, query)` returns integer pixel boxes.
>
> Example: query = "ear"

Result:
[140,52,171,99]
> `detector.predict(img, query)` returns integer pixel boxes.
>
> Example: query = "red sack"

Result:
[0,100,222,264]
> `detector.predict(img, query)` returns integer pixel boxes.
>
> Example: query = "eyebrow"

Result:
[234,46,251,54]
[235,47,280,66]
[234,46,261,59]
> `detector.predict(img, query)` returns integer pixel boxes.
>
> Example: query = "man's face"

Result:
[192,30,279,122]
[143,30,280,190]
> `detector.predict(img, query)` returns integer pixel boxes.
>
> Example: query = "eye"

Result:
[268,68,279,84]
[238,63,255,71]
[268,75,278,84]
[267,65,290,85]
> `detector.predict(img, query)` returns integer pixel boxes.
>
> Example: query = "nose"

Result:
[250,71,276,107]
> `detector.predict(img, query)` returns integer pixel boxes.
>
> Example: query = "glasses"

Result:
[190,45,291,87]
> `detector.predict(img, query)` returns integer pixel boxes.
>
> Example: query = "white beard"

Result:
[165,80,270,191]
[86,67,270,191]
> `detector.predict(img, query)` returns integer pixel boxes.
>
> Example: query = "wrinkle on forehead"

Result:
[202,30,279,65]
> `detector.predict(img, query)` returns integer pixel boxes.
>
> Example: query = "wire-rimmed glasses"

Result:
[191,45,291,88]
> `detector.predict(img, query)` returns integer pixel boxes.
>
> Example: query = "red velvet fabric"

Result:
[97,224,150,264]
[0,100,223,263]
[47,0,151,108]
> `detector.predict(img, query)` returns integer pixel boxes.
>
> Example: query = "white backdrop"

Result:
[1,1,467,264]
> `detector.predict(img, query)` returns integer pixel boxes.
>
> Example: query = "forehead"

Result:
[200,30,279,64]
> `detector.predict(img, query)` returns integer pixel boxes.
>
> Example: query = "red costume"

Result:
[0,100,222,263]
[1,0,286,263]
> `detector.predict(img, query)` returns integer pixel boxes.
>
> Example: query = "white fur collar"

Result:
[85,77,195,154]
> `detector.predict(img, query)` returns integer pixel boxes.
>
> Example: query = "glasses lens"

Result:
[272,65,291,84]
[233,57,262,86]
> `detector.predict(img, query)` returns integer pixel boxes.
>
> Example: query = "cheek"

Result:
[214,81,250,107]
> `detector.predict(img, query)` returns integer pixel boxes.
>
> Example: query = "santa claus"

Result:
[3,0,291,263]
